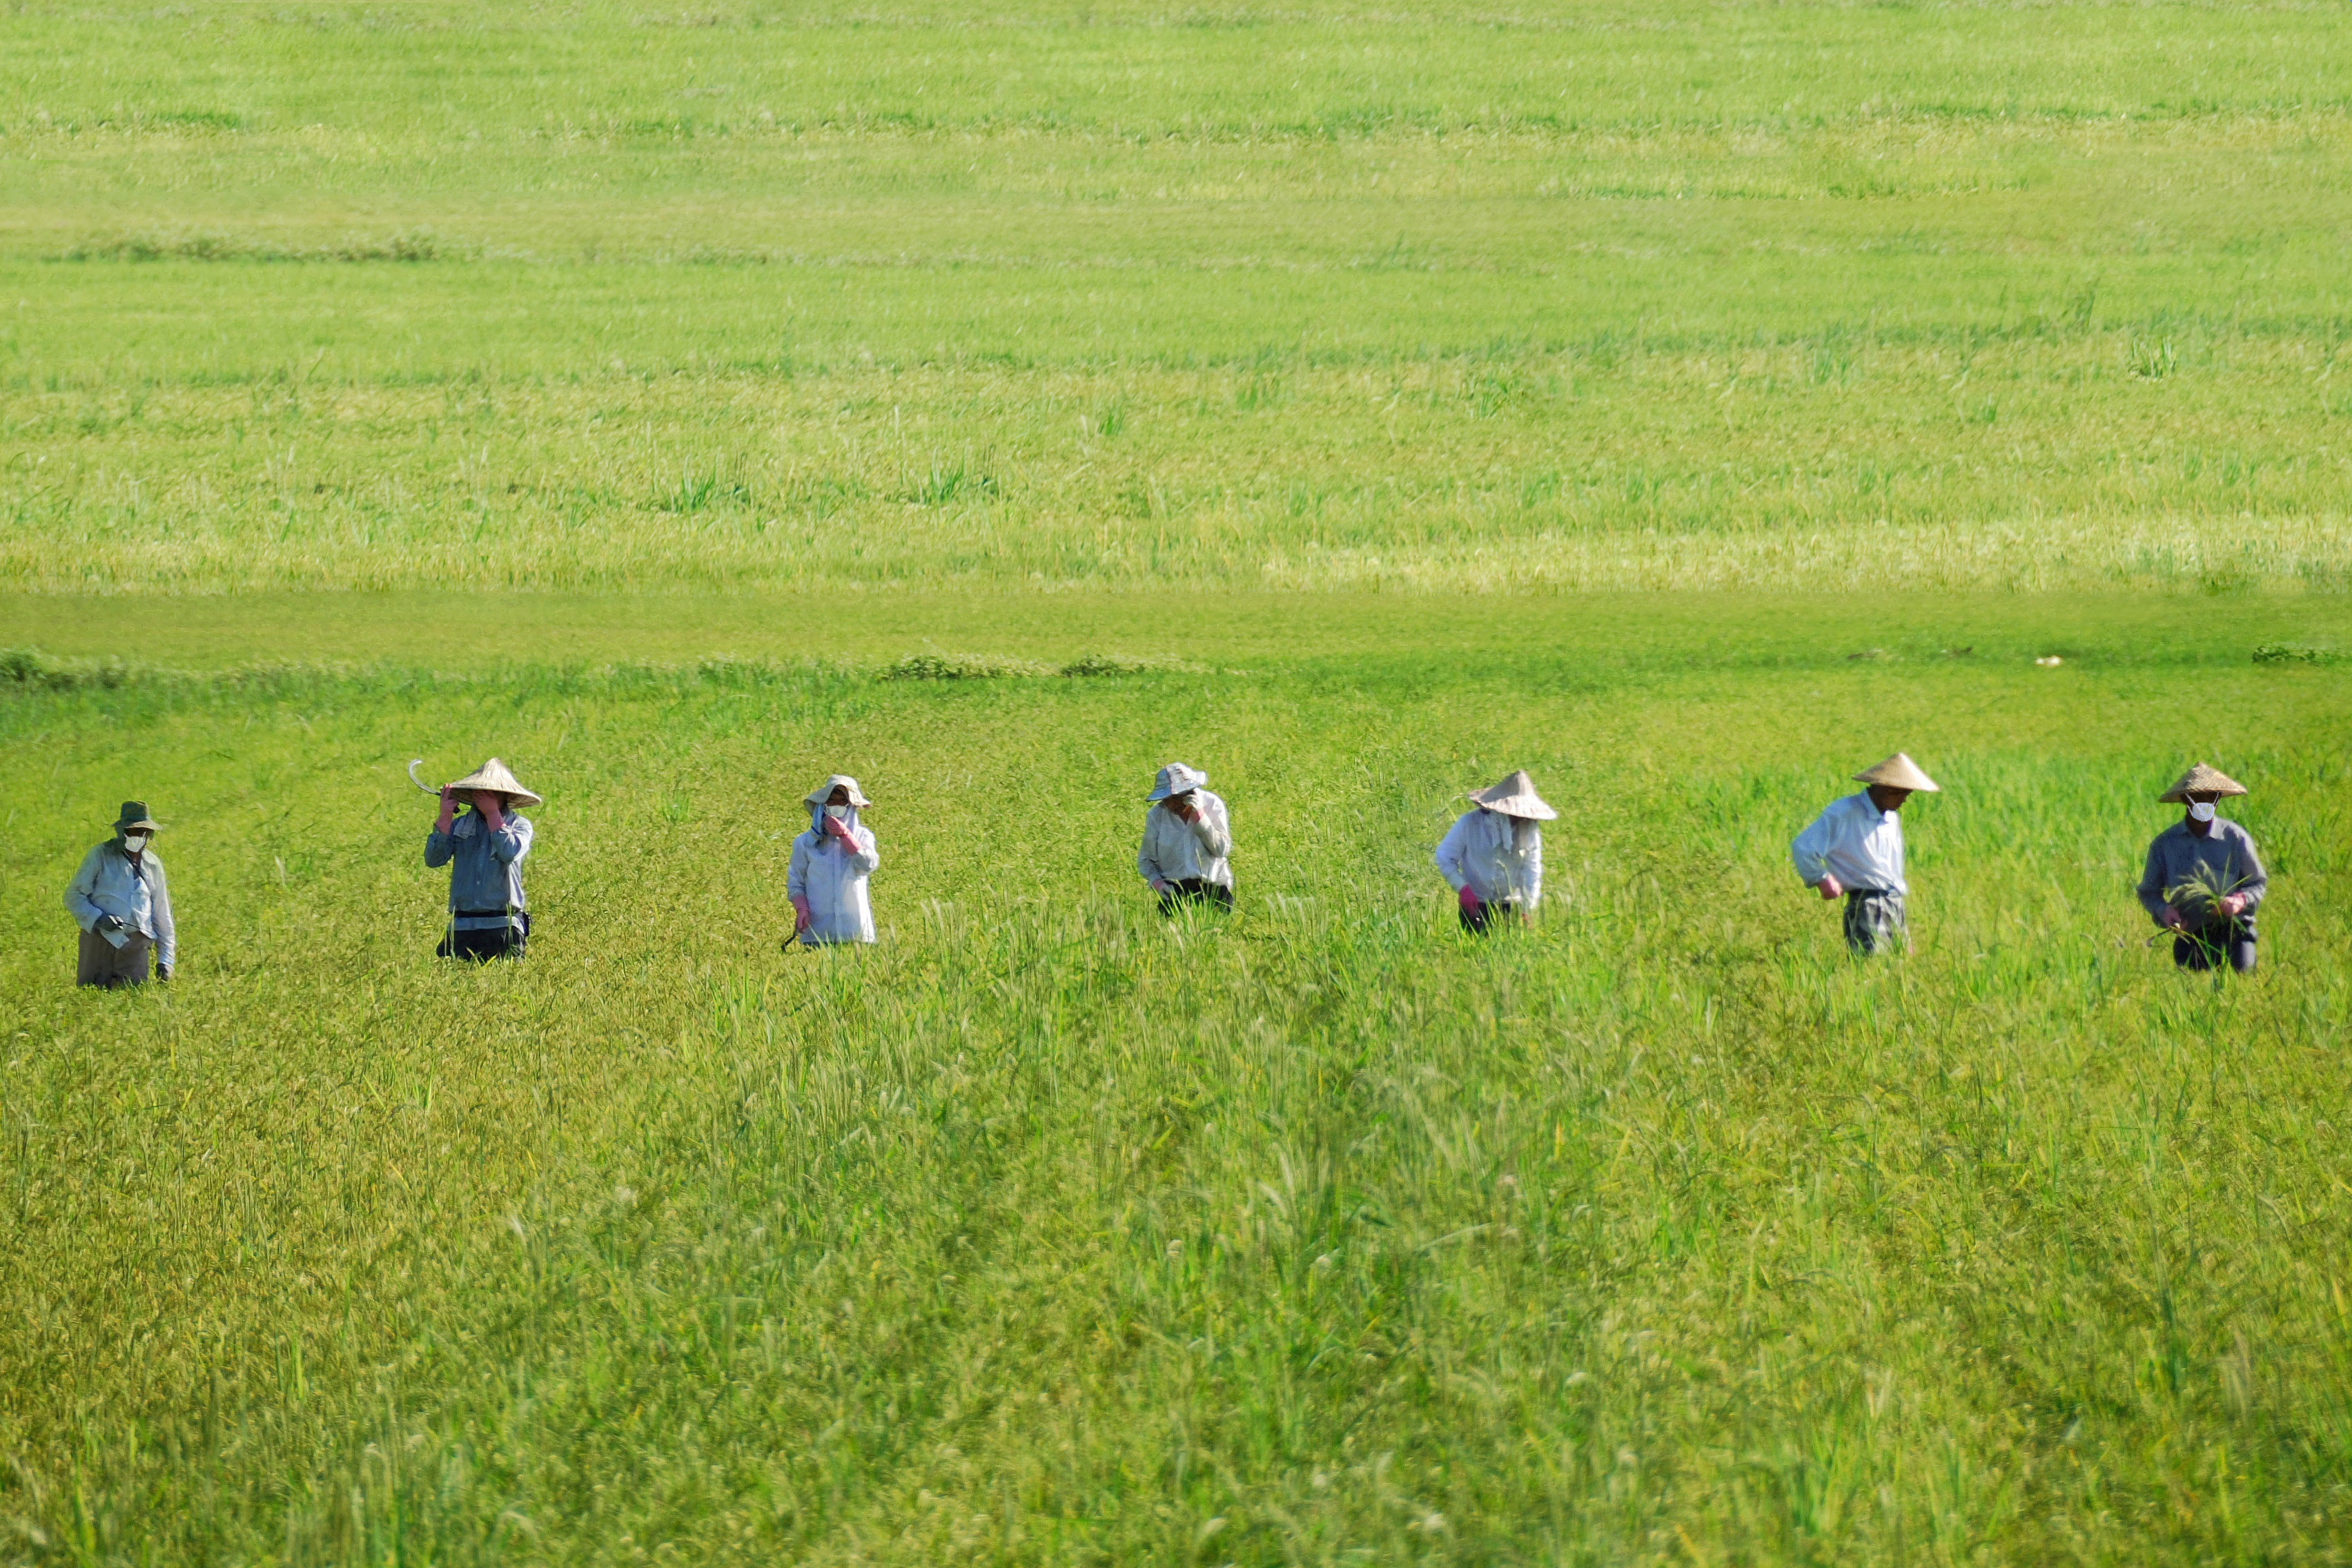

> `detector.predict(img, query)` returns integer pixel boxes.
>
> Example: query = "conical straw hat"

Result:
[1852,753,1939,793]
[444,757,543,808]
[2157,762,2246,803]
[1467,769,1557,821]
[803,774,873,807]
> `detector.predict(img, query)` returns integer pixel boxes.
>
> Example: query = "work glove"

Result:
[1457,886,1481,915]
[790,896,814,934]
[95,914,126,935]
[157,966,173,983]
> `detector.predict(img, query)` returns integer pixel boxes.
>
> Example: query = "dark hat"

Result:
[113,801,162,833]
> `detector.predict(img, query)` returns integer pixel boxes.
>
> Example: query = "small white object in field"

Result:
[2036,655,2064,667]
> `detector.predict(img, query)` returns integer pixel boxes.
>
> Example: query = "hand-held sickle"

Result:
[407,759,440,796]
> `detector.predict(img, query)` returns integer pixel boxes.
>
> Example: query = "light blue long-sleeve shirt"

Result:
[425,810,533,930]
[1435,808,1543,906]
[1792,791,1907,895]
[66,841,176,969]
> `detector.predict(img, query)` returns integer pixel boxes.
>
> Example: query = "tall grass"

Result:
[2,0,2349,594]
[2,612,2349,1561]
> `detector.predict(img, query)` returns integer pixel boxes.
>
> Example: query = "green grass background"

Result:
[6,1,2352,1562]
[5,0,2351,592]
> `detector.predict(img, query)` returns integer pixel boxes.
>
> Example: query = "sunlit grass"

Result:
[2,603,2349,1561]
[3,0,2351,594]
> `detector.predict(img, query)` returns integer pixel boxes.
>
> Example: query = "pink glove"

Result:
[1458,885,1480,914]
[791,896,813,933]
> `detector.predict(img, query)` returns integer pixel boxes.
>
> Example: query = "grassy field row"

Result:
[5,0,2350,596]
[10,315,2349,594]
[3,598,2349,1562]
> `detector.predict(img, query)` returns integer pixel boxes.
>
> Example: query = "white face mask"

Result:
[121,832,150,854]
[2188,801,2217,823]
[825,804,849,821]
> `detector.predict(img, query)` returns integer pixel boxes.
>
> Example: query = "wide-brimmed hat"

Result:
[446,757,543,808]
[1147,763,1208,802]
[804,774,872,808]
[1853,753,1940,793]
[1467,770,1557,821]
[112,801,162,833]
[2159,763,2247,803]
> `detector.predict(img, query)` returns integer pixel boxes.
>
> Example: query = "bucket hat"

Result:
[445,758,544,808]
[1853,754,1940,793]
[804,774,872,808]
[112,801,162,833]
[1467,770,1558,821]
[2158,763,2246,803]
[1147,763,1209,803]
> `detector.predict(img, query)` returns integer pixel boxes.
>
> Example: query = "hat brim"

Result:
[115,818,163,832]
[1468,795,1558,821]
[2158,783,2247,803]
[454,787,543,808]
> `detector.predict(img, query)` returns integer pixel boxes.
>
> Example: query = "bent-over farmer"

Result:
[66,801,175,987]
[426,758,538,961]
[2137,763,2267,974]
[790,775,881,946]
[1138,762,1233,914]
[1792,753,1939,954]
[1437,770,1552,933]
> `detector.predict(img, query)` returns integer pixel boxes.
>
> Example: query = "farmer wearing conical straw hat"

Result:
[424,758,540,961]
[1437,770,1554,934]
[2137,763,2267,974]
[66,801,175,987]
[789,775,881,946]
[1792,753,1939,954]
[1139,762,1234,916]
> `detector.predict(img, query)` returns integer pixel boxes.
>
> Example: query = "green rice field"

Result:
[4,1,2352,1562]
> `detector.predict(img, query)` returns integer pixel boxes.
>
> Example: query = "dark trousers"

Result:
[2175,922,2256,974]
[1157,879,1234,917]
[1459,899,1518,934]
[438,913,529,962]
[77,928,153,987]
[1843,888,1908,955]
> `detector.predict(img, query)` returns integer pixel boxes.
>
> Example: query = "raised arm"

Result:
[847,825,880,874]
[489,815,533,864]
[1191,794,1232,861]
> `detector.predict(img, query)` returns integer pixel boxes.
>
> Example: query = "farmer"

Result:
[66,801,175,987]
[1436,770,1552,933]
[1139,762,1233,914]
[2137,763,2267,974]
[789,775,881,945]
[425,758,538,961]
[1792,753,1939,954]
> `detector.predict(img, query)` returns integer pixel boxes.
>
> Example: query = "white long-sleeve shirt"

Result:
[1435,809,1542,906]
[1138,791,1233,888]
[1792,791,1907,894]
[66,841,176,969]
[787,806,880,944]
